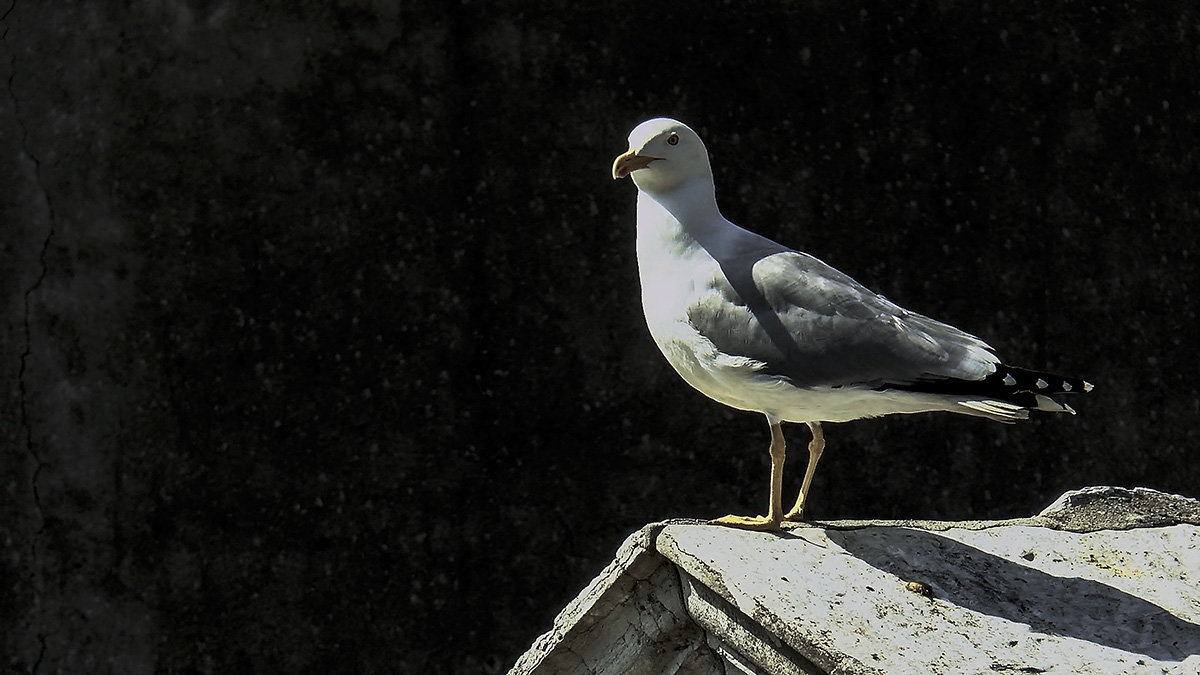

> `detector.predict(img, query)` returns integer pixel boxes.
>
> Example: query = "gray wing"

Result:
[687,250,1000,388]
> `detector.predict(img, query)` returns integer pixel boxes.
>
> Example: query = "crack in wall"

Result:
[31,634,46,674]
[3,1,54,671]
[3,0,51,521]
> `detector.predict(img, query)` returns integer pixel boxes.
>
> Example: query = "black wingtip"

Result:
[878,364,1092,411]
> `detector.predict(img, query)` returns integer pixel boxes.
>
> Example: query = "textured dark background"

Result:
[3,2,1198,673]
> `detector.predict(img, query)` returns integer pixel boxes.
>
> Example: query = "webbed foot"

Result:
[710,514,782,531]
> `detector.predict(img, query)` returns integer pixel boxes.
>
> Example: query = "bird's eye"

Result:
[666,133,679,146]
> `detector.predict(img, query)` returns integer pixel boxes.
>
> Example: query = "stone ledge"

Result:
[509,487,1200,674]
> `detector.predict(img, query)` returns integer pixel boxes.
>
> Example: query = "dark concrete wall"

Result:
[2,2,1197,672]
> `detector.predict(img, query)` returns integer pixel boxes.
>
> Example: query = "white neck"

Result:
[638,179,723,238]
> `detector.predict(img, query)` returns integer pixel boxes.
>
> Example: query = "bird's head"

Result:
[612,118,713,195]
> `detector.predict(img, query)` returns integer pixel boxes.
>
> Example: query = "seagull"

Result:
[612,117,1092,531]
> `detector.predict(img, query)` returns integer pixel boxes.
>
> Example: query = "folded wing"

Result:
[687,249,1000,389]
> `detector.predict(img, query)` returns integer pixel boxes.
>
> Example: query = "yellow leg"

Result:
[711,418,785,531]
[784,422,824,522]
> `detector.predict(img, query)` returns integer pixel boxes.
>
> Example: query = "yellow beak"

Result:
[612,150,661,180]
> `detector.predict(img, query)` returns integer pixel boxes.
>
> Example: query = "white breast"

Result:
[634,195,769,411]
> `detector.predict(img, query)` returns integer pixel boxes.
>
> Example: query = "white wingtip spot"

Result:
[1034,394,1073,414]
[1083,381,1095,392]
[1061,381,1073,392]
[1035,378,1049,389]
[1003,374,1017,386]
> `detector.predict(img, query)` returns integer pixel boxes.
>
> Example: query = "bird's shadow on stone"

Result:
[825,527,1200,662]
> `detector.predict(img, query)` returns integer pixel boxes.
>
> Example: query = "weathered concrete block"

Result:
[509,522,726,675]
[510,487,1200,674]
